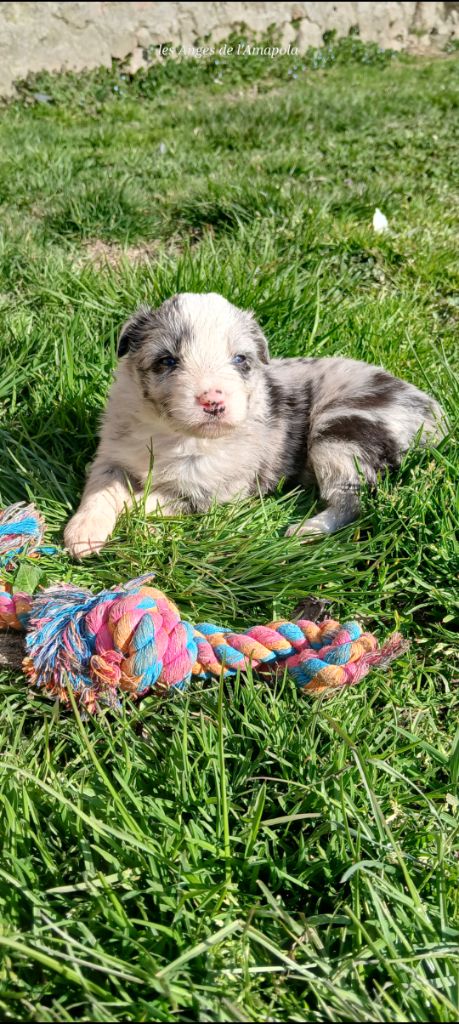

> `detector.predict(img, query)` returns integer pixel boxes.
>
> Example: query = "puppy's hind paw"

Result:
[285,516,329,539]
[64,511,113,559]
[286,505,358,538]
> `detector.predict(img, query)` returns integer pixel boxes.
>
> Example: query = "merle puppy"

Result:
[64,292,445,557]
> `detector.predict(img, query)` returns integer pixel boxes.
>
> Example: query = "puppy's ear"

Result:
[248,313,270,364]
[117,306,155,358]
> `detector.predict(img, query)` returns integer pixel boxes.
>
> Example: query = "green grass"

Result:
[0,39,458,1022]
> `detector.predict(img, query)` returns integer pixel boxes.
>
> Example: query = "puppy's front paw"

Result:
[64,511,113,558]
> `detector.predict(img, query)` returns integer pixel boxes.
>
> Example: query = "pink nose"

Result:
[196,389,224,408]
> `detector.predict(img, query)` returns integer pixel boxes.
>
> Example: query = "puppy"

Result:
[64,292,445,557]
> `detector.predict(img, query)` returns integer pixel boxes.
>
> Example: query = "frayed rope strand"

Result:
[0,502,408,713]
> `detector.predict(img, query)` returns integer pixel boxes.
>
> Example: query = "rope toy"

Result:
[0,501,46,565]
[0,502,407,714]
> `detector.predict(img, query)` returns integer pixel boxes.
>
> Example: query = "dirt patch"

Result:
[77,239,160,269]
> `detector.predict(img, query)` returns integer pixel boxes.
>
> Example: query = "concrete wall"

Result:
[1,2,458,96]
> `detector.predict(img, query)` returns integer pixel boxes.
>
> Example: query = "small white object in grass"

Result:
[372,208,389,233]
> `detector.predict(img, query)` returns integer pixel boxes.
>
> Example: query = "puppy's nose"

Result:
[196,389,226,415]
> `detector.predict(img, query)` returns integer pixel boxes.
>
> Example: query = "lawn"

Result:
[0,38,458,1022]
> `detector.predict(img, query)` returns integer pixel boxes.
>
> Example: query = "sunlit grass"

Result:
[0,43,458,1022]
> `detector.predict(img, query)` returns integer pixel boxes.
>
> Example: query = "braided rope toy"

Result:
[0,502,406,714]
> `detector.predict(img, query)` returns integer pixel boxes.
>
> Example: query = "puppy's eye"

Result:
[231,354,249,366]
[156,355,178,369]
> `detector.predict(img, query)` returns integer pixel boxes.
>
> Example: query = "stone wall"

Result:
[1,2,458,96]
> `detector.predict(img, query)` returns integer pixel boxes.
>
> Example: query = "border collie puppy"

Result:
[64,292,445,557]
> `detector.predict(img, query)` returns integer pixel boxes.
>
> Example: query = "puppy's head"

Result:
[118,292,269,436]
